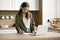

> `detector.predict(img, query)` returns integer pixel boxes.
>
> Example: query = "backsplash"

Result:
[0,16,14,19]
[0,10,42,28]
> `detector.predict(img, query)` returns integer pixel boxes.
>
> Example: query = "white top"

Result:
[23,17,30,33]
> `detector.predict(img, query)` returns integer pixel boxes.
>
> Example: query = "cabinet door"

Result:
[27,0,39,10]
[14,0,26,10]
[0,0,12,10]
[14,0,39,10]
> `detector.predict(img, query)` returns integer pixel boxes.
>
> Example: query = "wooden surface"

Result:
[0,27,15,30]
[0,32,60,40]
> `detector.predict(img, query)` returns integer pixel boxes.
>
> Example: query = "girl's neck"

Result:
[22,13,26,18]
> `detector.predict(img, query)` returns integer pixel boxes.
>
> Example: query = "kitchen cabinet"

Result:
[14,0,39,10]
[27,0,39,10]
[0,0,13,10]
[0,0,39,10]
[13,0,26,10]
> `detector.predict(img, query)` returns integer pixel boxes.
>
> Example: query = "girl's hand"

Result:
[32,27,37,35]
[32,31,36,36]
[18,29,25,34]
[34,27,37,33]
[19,31,24,34]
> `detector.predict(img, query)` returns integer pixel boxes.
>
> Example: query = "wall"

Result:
[42,0,57,25]
[0,10,40,27]
[57,0,60,18]
[0,11,17,27]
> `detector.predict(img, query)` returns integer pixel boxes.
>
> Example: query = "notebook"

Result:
[36,25,48,35]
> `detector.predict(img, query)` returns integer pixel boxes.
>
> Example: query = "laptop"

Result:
[36,25,48,35]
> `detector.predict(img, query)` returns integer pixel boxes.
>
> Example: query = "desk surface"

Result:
[0,32,60,40]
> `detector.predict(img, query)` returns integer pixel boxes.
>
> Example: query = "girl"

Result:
[15,2,36,34]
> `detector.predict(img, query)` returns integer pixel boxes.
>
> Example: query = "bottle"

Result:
[47,19,52,28]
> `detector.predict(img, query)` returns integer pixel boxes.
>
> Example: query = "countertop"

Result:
[0,32,60,40]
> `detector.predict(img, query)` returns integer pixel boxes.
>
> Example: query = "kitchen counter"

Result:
[0,32,60,40]
[49,27,60,33]
[0,27,17,34]
[0,27,15,30]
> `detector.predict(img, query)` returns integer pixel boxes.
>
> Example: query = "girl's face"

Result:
[22,7,29,14]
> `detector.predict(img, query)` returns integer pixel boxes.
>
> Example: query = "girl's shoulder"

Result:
[16,13,22,17]
[28,12,33,18]
[28,12,32,16]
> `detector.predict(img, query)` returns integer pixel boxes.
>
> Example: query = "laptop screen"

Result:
[36,25,48,35]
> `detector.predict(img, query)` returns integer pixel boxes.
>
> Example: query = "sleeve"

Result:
[32,15,36,31]
[30,12,36,26]
[29,12,36,32]
[15,15,21,33]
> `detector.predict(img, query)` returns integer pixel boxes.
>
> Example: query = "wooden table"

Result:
[0,32,60,40]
